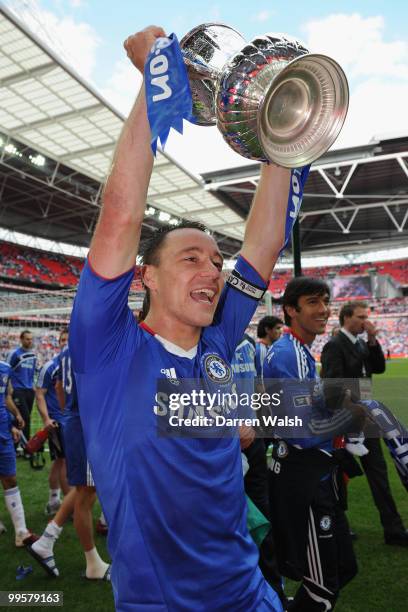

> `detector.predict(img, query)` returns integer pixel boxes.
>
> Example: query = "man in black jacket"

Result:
[321,300,408,546]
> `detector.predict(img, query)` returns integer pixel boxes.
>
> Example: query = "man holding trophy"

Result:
[69,23,349,612]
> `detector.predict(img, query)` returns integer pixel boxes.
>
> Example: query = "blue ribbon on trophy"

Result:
[145,34,195,155]
[279,164,311,256]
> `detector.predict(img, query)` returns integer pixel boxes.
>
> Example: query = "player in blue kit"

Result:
[27,339,110,579]
[263,278,365,611]
[0,359,37,547]
[255,316,284,390]
[35,329,70,515]
[69,26,309,612]
[7,330,36,443]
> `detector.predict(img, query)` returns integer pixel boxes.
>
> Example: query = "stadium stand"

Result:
[268,260,408,295]
[247,297,408,359]
[2,296,406,368]
[0,241,144,290]
[1,240,408,292]
[0,240,407,361]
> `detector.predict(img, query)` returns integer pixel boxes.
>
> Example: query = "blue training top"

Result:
[0,360,12,442]
[56,347,78,414]
[37,358,67,424]
[7,346,36,389]
[263,331,353,451]
[69,256,282,612]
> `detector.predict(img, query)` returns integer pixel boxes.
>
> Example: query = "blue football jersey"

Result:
[37,358,66,424]
[263,331,334,451]
[255,341,269,381]
[231,335,256,396]
[56,347,78,413]
[69,256,280,612]
[7,347,36,389]
[0,361,12,441]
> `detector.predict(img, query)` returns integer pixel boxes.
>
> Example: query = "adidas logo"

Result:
[160,367,179,385]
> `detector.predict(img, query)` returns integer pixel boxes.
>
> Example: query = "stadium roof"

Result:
[0,5,242,257]
[0,5,408,262]
[203,136,408,257]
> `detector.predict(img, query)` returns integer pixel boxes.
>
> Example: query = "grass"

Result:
[1,360,407,611]
[0,458,114,611]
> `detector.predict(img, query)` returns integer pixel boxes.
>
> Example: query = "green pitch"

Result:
[0,360,407,611]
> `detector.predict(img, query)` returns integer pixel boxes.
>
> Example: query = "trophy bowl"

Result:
[180,24,349,168]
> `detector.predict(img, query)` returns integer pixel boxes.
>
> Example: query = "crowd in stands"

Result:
[0,239,407,359]
[268,259,408,296]
[247,296,408,358]
[1,240,408,292]
[0,242,83,287]
[0,241,146,290]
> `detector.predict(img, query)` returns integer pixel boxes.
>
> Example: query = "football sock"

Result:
[84,547,109,579]
[49,488,61,504]
[32,521,63,556]
[4,487,28,535]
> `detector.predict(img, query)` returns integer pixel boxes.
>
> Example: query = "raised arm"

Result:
[241,163,292,281]
[89,26,166,278]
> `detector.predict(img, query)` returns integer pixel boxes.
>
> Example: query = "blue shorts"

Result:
[0,434,16,477]
[61,414,94,487]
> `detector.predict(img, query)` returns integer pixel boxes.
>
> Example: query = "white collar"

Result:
[155,334,197,359]
[340,327,358,344]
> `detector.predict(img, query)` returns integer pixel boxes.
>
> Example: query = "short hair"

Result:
[59,327,69,341]
[339,301,368,326]
[257,316,283,338]
[139,220,209,321]
[20,330,32,340]
[282,277,330,326]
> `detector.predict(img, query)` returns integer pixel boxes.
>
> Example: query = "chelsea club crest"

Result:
[203,354,232,384]
[277,441,288,459]
[320,515,332,531]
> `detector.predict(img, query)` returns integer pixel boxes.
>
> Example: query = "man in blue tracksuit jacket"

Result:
[263,277,365,612]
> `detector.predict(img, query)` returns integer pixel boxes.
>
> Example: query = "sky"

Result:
[4,0,408,177]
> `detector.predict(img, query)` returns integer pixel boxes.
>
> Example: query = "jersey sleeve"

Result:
[69,260,141,374]
[37,362,52,390]
[209,256,267,361]
[6,350,17,368]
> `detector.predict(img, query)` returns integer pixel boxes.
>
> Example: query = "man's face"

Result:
[344,306,369,336]
[267,324,283,343]
[144,229,224,329]
[21,333,33,349]
[59,332,68,349]
[286,293,331,338]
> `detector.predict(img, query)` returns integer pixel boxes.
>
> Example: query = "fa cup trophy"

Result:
[180,24,349,168]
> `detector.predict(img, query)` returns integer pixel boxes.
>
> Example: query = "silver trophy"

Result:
[180,23,349,168]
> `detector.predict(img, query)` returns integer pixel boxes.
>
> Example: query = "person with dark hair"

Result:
[7,330,36,444]
[138,220,207,321]
[257,316,284,342]
[321,301,408,546]
[35,329,70,516]
[331,325,340,337]
[263,277,363,611]
[26,334,111,579]
[0,356,37,547]
[67,25,310,612]
[255,316,283,387]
